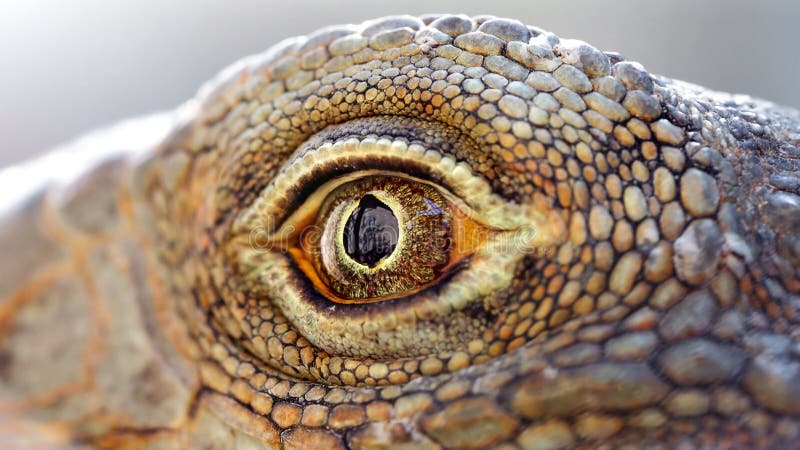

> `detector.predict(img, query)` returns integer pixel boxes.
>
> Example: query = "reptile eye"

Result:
[226,130,554,382]
[281,175,493,303]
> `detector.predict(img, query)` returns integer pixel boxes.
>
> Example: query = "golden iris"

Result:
[284,175,494,303]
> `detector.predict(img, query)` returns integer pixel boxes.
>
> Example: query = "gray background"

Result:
[1,0,798,167]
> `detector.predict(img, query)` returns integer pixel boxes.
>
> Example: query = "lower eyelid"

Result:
[235,245,512,359]
[228,190,552,357]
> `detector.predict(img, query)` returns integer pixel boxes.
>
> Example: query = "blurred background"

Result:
[1,0,798,167]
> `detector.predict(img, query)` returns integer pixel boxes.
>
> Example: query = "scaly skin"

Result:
[1,14,799,450]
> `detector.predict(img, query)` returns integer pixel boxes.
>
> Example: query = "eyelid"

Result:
[231,136,532,239]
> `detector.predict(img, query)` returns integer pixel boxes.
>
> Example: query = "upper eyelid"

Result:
[232,135,529,238]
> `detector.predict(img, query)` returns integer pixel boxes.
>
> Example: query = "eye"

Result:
[220,128,557,383]
[279,174,494,303]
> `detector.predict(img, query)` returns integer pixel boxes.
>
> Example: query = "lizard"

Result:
[0,13,799,450]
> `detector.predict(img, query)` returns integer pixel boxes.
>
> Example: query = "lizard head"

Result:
[1,14,799,449]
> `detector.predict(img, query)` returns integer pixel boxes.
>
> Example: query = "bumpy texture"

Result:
[1,14,799,450]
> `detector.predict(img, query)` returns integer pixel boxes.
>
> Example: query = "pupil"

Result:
[343,194,399,267]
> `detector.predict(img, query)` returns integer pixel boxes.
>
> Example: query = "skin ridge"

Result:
[0,13,799,450]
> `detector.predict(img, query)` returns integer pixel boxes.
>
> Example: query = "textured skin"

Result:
[1,14,800,450]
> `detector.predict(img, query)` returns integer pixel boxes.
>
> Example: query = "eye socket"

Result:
[282,175,494,303]
[224,132,555,378]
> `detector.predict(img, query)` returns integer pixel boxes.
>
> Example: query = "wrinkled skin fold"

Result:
[0,14,799,450]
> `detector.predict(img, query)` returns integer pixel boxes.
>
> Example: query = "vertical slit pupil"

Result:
[343,194,399,267]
